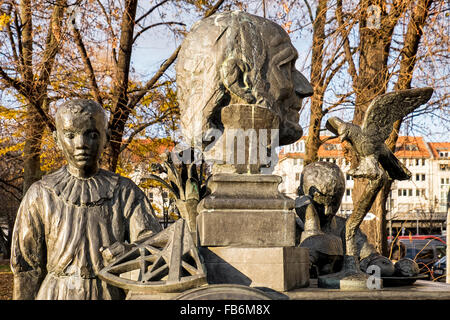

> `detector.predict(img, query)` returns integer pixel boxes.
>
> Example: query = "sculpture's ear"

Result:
[53,130,62,151]
[220,57,256,104]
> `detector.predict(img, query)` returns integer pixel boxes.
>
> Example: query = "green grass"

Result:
[0,264,11,273]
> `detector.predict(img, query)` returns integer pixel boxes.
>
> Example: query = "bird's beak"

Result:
[326,117,350,143]
[339,131,349,143]
[326,117,340,135]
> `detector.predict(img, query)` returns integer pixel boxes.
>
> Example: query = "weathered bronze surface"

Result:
[98,219,207,293]
[176,10,313,148]
[10,100,162,299]
[321,87,433,289]
[296,162,388,277]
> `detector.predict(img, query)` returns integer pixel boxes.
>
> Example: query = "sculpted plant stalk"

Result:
[144,150,209,234]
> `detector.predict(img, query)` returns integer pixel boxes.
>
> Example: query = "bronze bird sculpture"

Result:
[326,87,433,181]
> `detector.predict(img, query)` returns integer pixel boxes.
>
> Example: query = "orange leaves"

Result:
[282,1,290,14]
[282,21,293,33]
[0,142,25,157]
[278,1,293,34]
[0,13,12,31]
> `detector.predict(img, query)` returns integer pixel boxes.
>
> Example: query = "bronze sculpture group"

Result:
[10,11,433,299]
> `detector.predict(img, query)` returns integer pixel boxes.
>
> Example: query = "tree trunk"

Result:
[21,0,65,193]
[305,0,327,165]
[22,108,45,193]
[357,0,433,255]
[351,0,395,256]
[106,0,138,172]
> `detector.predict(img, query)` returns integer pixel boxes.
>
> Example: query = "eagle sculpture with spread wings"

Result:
[326,87,433,181]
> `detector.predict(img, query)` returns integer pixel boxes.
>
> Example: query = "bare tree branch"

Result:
[135,0,170,25]
[302,0,314,24]
[70,17,103,105]
[336,0,358,85]
[0,66,25,94]
[119,109,174,153]
[127,0,225,110]
[132,21,186,44]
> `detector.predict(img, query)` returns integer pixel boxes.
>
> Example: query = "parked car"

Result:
[388,235,446,280]
[432,256,446,282]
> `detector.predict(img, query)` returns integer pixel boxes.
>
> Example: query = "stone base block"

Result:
[199,246,310,292]
[197,210,296,247]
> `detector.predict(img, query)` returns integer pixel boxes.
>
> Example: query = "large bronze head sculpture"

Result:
[176,11,313,148]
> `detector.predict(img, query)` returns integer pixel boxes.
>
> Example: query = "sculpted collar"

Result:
[42,166,119,206]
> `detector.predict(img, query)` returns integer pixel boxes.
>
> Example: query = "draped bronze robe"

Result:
[11,166,162,300]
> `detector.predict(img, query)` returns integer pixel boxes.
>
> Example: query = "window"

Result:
[162,191,168,199]
[416,174,425,181]
[406,144,419,151]
[346,189,352,197]
[416,159,420,166]
[295,172,300,181]
[440,164,450,171]
[398,189,411,197]
[299,141,305,152]
[422,159,426,166]
[395,144,418,152]
[323,143,338,151]
[415,189,425,197]
[148,192,154,201]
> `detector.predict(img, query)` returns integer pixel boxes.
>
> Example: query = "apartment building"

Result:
[274,136,449,235]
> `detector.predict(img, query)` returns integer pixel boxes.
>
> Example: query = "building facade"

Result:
[274,136,449,235]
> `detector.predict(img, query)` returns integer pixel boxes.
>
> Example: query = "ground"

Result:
[0,260,13,300]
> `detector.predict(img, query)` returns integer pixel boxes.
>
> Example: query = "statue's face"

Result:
[265,26,313,145]
[56,111,107,177]
[301,162,345,218]
[176,12,313,147]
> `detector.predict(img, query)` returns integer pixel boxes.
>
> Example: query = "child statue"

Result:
[296,161,396,277]
[11,99,162,300]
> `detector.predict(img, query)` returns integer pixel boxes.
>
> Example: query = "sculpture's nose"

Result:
[324,205,334,216]
[293,70,314,98]
[74,134,88,149]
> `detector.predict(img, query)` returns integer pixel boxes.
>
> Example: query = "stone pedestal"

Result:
[197,173,296,247]
[200,246,309,292]
[192,104,308,292]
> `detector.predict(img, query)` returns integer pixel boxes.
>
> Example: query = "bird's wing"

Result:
[361,87,433,143]
[378,145,412,181]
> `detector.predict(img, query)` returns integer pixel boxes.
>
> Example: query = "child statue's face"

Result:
[56,110,107,178]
